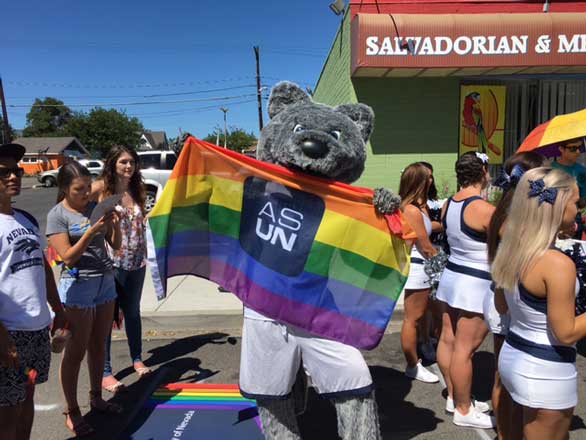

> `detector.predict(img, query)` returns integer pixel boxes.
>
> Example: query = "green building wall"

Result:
[314,13,459,195]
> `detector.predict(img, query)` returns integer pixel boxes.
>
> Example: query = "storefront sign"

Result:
[352,13,586,71]
[459,85,506,165]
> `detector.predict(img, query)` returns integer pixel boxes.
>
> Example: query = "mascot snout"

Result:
[301,139,329,159]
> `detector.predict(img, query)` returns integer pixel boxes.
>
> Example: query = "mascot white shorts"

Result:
[239,317,373,399]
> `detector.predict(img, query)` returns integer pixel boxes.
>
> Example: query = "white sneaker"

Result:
[446,396,490,414]
[453,406,495,429]
[405,361,439,383]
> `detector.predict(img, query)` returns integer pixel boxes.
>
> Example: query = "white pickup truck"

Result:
[137,150,178,212]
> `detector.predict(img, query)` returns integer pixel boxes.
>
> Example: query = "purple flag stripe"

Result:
[164,255,390,349]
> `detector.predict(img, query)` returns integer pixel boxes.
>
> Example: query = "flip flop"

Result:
[102,380,126,394]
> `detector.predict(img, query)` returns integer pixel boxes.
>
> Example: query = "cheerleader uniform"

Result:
[435,196,490,313]
[498,280,579,409]
[483,282,510,336]
[404,209,432,290]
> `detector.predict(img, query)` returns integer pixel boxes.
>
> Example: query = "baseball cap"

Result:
[0,143,26,161]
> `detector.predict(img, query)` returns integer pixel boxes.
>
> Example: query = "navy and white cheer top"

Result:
[435,196,491,313]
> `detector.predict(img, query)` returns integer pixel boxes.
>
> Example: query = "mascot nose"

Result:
[301,140,329,159]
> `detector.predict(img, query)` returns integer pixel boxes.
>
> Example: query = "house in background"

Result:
[139,131,169,150]
[13,137,90,175]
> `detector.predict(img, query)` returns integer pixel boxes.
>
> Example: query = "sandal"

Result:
[89,391,124,415]
[134,366,152,378]
[102,376,126,394]
[64,407,94,437]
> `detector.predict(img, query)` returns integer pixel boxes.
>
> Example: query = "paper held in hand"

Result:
[90,194,122,225]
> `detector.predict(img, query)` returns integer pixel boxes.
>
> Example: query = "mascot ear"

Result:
[335,103,375,142]
[268,81,312,119]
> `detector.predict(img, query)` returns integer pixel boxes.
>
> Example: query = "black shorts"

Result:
[0,327,50,407]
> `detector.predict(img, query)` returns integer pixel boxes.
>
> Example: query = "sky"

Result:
[1,0,343,140]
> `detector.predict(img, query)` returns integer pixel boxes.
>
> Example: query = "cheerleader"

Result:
[399,163,439,383]
[486,152,545,440]
[492,167,586,440]
[435,152,494,429]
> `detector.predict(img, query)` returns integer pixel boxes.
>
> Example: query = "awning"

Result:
[352,13,586,77]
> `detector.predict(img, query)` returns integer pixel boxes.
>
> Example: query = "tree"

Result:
[0,115,14,143]
[203,126,257,153]
[23,97,72,137]
[66,108,144,157]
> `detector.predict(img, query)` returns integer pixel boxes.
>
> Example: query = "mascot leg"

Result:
[257,398,302,440]
[333,392,382,440]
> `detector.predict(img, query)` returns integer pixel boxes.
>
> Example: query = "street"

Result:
[16,184,586,439]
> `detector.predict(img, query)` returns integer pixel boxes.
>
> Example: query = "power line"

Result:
[8,93,260,108]
[8,84,261,100]
[137,99,262,120]
[5,75,314,90]
[5,76,294,90]
[132,96,268,117]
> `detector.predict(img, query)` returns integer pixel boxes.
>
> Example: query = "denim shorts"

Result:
[58,273,117,308]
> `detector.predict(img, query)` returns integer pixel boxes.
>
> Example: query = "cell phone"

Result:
[90,195,123,225]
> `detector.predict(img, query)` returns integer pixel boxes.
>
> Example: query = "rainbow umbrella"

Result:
[517,109,586,157]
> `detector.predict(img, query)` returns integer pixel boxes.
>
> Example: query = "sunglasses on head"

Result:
[0,167,25,179]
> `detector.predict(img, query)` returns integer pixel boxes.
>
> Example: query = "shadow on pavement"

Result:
[71,332,231,440]
[297,365,442,440]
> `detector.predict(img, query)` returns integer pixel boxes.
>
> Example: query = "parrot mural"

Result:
[462,92,501,156]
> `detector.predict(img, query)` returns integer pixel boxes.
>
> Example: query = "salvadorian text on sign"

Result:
[365,34,586,57]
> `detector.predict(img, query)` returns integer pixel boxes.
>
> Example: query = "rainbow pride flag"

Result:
[146,137,412,349]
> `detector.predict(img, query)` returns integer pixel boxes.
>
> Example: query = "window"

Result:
[139,153,161,169]
[22,157,38,163]
[164,154,177,170]
[87,161,101,168]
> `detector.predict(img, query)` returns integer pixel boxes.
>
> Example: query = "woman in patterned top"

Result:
[92,145,150,394]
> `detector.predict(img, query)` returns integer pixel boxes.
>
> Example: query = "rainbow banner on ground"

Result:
[146,137,411,349]
[131,383,263,439]
[148,383,258,412]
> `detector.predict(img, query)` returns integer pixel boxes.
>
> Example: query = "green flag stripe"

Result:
[149,203,407,298]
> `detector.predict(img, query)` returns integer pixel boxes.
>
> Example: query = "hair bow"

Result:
[493,164,526,190]
[475,152,489,164]
[528,178,558,205]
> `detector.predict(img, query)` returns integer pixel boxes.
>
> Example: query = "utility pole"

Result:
[0,76,10,144]
[253,46,264,132]
[220,107,229,149]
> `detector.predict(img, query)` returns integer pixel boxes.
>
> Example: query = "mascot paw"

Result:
[373,188,401,214]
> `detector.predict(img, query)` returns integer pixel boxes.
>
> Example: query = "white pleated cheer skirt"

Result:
[435,262,490,314]
[404,261,430,290]
[483,289,510,336]
[499,342,578,410]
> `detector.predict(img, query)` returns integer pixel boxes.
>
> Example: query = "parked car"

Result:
[37,159,104,187]
[137,150,178,212]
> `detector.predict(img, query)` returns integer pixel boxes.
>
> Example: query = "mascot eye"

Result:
[330,130,341,140]
[293,124,305,133]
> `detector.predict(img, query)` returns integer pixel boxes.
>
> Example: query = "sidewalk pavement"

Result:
[136,265,405,341]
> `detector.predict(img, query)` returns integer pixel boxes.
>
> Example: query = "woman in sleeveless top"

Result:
[492,167,586,440]
[486,152,545,440]
[399,163,439,383]
[435,152,495,429]
[92,146,150,394]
